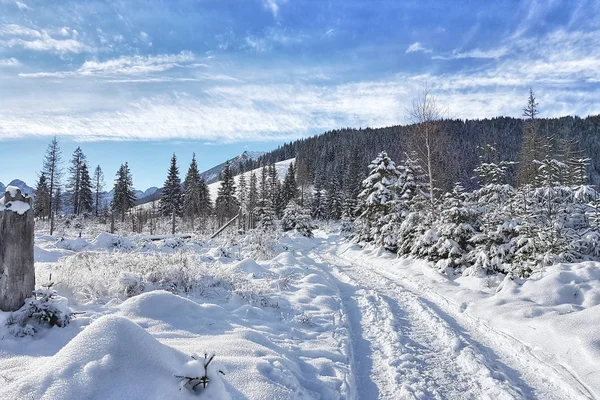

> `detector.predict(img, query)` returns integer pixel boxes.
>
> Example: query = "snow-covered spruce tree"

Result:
[215,161,240,225]
[78,162,94,214]
[281,162,299,208]
[6,287,72,337]
[395,153,432,256]
[34,173,51,219]
[355,151,401,247]
[281,200,313,237]
[268,164,284,217]
[466,144,519,274]
[326,180,344,220]
[111,163,136,222]
[198,175,212,225]
[311,179,327,221]
[66,147,85,215]
[247,172,259,228]
[183,154,203,230]
[160,153,184,217]
[522,137,575,268]
[257,203,276,231]
[93,165,105,216]
[424,184,480,272]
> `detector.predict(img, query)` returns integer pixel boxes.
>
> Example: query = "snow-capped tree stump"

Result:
[0,186,35,311]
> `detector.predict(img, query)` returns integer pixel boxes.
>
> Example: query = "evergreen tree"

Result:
[215,161,239,224]
[355,151,401,244]
[238,172,248,212]
[281,162,299,207]
[281,200,313,237]
[326,180,343,220]
[344,149,364,200]
[248,172,258,213]
[268,164,283,216]
[247,172,259,228]
[397,152,430,212]
[160,154,183,217]
[183,154,205,229]
[198,175,212,222]
[34,173,51,219]
[67,147,86,215]
[93,165,105,216]
[42,137,62,235]
[112,163,136,222]
[518,88,543,186]
[311,179,326,220]
[259,165,269,209]
[78,162,94,214]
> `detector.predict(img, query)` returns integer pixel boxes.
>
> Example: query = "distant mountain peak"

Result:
[200,150,266,185]
[238,150,265,161]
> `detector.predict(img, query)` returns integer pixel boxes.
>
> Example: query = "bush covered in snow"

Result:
[5,288,72,337]
[281,201,314,237]
[354,146,600,278]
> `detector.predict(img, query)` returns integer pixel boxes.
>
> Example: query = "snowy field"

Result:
[1,227,599,399]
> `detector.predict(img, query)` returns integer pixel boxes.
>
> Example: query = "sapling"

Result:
[175,353,225,393]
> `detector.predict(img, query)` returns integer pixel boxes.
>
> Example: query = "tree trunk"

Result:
[171,211,176,235]
[0,190,35,311]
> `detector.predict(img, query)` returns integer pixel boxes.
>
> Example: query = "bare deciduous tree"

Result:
[406,87,448,212]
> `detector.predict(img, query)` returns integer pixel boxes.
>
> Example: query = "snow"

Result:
[0,185,31,214]
[329,238,600,399]
[6,185,20,197]
[0,315,206,400]
[207,158,295,202]
[1,228,599,399]
[1,199,31,214]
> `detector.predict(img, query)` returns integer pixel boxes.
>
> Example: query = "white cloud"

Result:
[405,42,431,54]
[19,51,199,78]
[263,0,287,17]
[0,57,20,67]
[0,24,40,38]
[0,23,89,54]
[433,46,509,60]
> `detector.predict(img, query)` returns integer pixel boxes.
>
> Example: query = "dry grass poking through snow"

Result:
[46,250,278,307]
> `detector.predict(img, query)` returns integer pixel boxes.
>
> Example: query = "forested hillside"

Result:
[249,115,600,191]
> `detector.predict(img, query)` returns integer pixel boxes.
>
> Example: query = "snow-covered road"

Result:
[310,236,596,400]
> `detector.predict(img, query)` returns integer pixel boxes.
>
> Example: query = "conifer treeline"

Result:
[245,114,600,193]
[350,91,600,276]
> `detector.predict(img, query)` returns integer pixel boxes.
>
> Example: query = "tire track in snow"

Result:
[323,254,522,399]
[327,242,595,400]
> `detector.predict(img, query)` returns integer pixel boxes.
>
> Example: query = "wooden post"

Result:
[0,187,35,311]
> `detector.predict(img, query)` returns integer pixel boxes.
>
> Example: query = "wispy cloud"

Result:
[433,46,509,60]
[263,0,287,17]
[0,23,89,54]
[405,42,432,54]
[19,51,199,78]
[0,57,20,67]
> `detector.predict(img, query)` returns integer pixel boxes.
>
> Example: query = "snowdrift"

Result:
[0,315,207,400]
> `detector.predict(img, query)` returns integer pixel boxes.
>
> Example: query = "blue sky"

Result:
[1,0,599,189]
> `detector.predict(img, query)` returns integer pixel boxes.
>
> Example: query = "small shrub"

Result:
[5,288,72,337]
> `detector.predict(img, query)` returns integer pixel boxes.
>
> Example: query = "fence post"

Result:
[0,186,35,311]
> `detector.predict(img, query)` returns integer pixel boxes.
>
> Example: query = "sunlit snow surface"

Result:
[0,228,598,399]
